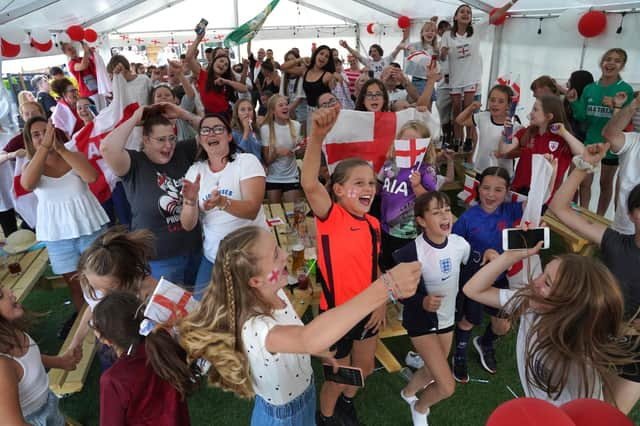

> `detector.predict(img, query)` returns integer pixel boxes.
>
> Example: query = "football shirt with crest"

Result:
[415,234,470,329]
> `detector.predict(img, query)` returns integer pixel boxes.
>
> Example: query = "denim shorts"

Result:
[45,226,106,275]
[149,250,202,290]
[193,255,214,301]
[251,377,316,426]
[24,390,65,426]
[412,77,437,102]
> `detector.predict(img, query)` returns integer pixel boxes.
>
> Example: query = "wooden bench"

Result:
[48,305,97,396]
[0,247,49,302]
[375,304,407,373]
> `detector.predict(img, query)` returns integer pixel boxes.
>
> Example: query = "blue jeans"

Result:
[193,256,214,300]
[149,250,202,290]
[412,77,437,101]
[24,391,65,426]
[102,182,132,228]
[251,377,316,426]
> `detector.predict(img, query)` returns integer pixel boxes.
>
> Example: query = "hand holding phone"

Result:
[322,364,364,387]
[502,227,550,251]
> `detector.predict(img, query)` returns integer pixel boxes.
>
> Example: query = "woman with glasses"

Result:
[101,105,204,289]
[180,114,267,297]
[50,78,84,138]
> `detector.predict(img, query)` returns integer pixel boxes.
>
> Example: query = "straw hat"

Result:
[3,230,37,254]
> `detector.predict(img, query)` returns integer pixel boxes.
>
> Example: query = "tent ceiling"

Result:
[1,0,640,35]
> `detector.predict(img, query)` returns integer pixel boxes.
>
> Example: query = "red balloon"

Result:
[561,399,633,426]
[1,38,21,58]
[66,25,85,42]
[578,11,607,38]
[31,38,52,52]
[366,23,375,34]
[487,398,575,426]
[84,28,98,43]
[490,8,509,26]
[397,15,411,29]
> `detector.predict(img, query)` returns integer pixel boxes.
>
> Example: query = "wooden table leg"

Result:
[375,340,402,373]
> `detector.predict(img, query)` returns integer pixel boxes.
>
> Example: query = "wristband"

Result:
[183,198,197,207]
[218,197,231,211]
[572,155,599,174]
[380,273,397,304]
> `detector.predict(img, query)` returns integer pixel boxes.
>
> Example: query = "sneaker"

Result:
[400,389,418,406]
[317,412,345,426]
[462,138,473,153]
[410,401,430,426]
[57,311,78,340]
[473,336,497,374]
[451,357,469,384]
[405,351,424,369]
[335,395,361,426]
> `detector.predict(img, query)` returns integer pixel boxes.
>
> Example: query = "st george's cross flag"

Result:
[394,138,430,169]
[457,173,527,207]
[143,277,199,326]
[11,155,38,228]
[322,108,440,174]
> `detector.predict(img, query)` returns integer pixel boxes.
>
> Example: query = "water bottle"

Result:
[399,367,414,382]
[503,98,519,144]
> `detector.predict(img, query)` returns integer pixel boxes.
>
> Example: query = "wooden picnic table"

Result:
[0,246,49,302]
[263,201,408,372]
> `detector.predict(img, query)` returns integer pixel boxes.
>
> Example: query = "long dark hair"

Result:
[520,95,572,148]
[355,79,390,112]
[564,70,594,123]
[308,45,336,73]
[476,166,511,202]
[23,116,49,158]
[283,50,301,97]
[93,291,199,398]
[195,113,238,163]
[205,55,238,103]
[451,4,474,38]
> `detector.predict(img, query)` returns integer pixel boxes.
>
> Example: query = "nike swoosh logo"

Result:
[441,276,450,281]
[350,227,361,231]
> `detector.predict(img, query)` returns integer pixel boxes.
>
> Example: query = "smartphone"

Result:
[368,70,374,78]
[322,364,364,387]
[502,227,550,251]
[195,18,208,36]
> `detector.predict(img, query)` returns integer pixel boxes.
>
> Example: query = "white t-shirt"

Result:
[415,234,470,329]
[472,111,517,175]
[613,132,640,235]
[440,19,490,89]
[388,88,409,106]
[124,74,154,107]
[260,121,301,184]
[241,289,314,405]
[365,56,393,79]
[499,289,603,405]
[184,154,267,263]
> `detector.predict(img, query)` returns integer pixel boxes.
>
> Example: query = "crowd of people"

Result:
[1,1,640,425]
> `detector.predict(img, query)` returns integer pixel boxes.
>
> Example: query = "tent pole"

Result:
[579,38,587,69]
[233,0,240,60]
[487,25,503,97]
[355,24,361,51]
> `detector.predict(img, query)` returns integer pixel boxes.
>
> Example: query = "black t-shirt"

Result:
[601,228,640,319]
[121,140,202,259]
[37,91,57,119]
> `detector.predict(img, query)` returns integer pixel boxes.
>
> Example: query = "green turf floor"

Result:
[23,284,640,426]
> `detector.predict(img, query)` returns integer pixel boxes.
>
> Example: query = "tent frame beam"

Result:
[0,0,60,25]
[508,2,640,17]
[107,0,186,33]
[349,0,400,18]
[287,0,358,25]
[463,0,494,13]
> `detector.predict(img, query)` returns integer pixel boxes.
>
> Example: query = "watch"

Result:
[572,155,599,174]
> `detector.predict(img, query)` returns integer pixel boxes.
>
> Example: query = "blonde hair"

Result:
[261,95,297,152]
[17,90,35,108]
[420,21,439,51]
[387,120,436,166]
[505,254,633,401]
[179,226,273,399]
[230,98,256,134]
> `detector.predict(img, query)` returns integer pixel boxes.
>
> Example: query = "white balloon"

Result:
[557,8,586,32]
[30,28,51,44]
[57,31,71,44]
[372,23,382,34]
[0,27,26,44]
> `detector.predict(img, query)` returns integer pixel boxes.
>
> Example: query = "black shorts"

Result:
[380,231,413,272]
[265,181,301,192]
[456,261,509,325]
[325,312,378,359]
[618,335,640,383]
[402,301,454,337]
[601,157,619,166]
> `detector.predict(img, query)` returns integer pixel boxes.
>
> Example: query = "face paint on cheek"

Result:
[347,188,360,199]
[267,269,280,283]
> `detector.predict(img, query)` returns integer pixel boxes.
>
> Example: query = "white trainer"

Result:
[400,389,418,406]
[410,401,430,426]
[405,350,425,369]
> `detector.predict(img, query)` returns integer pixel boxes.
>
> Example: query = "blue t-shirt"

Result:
[452,202,523,278]
[232,129,262,162]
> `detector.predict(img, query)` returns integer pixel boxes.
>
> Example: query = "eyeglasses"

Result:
[319,97,338,109]
[149,135,177,145]
[199,125,227,136]
[365,92,384,100]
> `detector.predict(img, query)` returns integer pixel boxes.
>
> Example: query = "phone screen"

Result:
[505,228,547,250]
[322,364,364,387]
[195,18,208,35]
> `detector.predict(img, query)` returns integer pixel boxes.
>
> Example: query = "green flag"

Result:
[224,0,280,48]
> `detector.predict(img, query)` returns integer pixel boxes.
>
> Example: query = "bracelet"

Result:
[183,198,197,207]
[218,197,231,211]
[572,155,599,174]
[380,273,397,304]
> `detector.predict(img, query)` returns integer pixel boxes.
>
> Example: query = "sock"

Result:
[341,395,354,404]
[480,324,499,349]
[454,327,472,361]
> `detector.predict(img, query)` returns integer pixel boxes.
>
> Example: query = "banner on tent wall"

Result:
[223,0,280,48]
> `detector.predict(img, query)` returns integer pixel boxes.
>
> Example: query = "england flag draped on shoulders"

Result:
[12,67,139,226]
[322,108,440,174]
